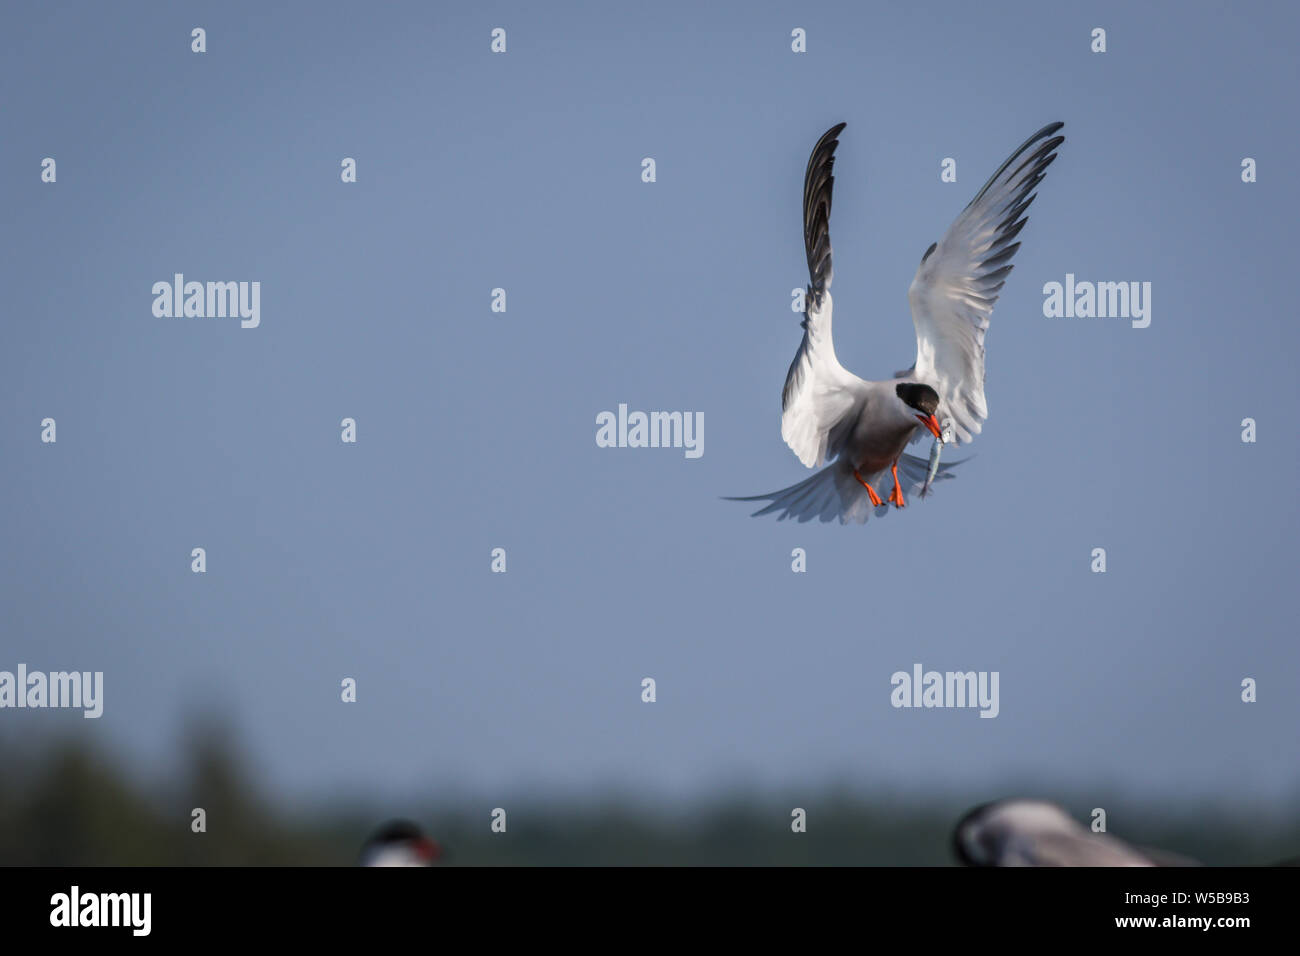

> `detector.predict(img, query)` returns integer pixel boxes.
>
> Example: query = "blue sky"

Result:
[1,1,1296,811]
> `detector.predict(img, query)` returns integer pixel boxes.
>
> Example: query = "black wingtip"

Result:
[802,123,847,298]
[963,122,1067,214]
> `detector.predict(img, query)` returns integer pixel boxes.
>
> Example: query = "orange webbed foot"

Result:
[854,468,884,507]
[889,463,906,508]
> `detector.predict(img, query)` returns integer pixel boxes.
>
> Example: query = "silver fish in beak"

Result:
[921,418,955,498]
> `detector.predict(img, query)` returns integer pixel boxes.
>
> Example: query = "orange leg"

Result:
[853,468,884,507]
[889,462,906,508]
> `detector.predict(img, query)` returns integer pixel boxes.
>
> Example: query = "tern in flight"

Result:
[729,121,1065,524]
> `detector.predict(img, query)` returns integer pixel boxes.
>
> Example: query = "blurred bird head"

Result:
[359,819,443,867]
[953,799,1073,866]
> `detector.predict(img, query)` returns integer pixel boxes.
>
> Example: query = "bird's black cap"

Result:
[896,382,940,416]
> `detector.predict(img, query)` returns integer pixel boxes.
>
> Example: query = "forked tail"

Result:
[725,452,967,524]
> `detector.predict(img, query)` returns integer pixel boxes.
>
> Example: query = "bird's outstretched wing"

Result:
[781,122,870,468]
[906,122,1065,445]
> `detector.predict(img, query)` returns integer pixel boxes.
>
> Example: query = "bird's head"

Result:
[359,819,443,867]
[952,799,1078,866]
[895,382,943,439]
[953,801,1001,866]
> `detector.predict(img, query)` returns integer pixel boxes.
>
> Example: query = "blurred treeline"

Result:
[2,724,1296,866]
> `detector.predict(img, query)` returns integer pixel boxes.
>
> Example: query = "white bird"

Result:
[953,799,1196,867]
[729,121,1065,523]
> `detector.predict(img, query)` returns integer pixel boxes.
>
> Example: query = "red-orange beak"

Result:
[413,837,442,862]
[917,413,942,440]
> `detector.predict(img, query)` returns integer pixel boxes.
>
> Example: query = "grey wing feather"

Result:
[780,123,869,469]
[782,123,845,419]
[908,122,1065,445]
[725,460,884,525]
[801,121,845,307]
